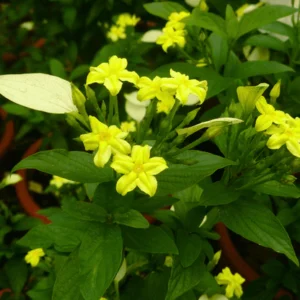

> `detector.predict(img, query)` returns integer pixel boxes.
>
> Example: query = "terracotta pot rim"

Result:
[0,108,14,159]
[14,138,50,224]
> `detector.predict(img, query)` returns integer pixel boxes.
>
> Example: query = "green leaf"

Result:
[198,182,240,206]
[27,276,54,300]
[237,5,297,38]
[157,150,235,196]
[244,34,287,52]
[151,63,233,98]
[49,59,67,79]
[93,182,133,213]
[174,184,203,204]
[132,195,178,213]
[219,200,298,265]
[232,61,294,78]
[225,5,239,40]
[52,248,82,300]
[186,9,227,39]
[260,21,295,43]
[122,226,178,254]
[4,258,28,294]
[114,209,149,229]
[143,270,170,300]
[144,2,187,20]
[208,33,229,72]
[12,150,114,183]
[176,229,202,268]
[70,65,90,81]
[253,181,300,198]
[166,256,206,300]
[79,224,123,300]
[63,7,77,29]
[62,199,108,222]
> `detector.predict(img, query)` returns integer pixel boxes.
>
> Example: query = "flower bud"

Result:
[71,83,86,109]
[270,79,281,99]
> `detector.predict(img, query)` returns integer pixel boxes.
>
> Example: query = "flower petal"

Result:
[94,143,112,167]
[116,172,137,196]
[136,172,157,197]
[255,114,273,131]
[143,157,168,175]
[104,76,123,96]
[267,133,288,149]
[110,138,131,154]
[89,115,108,133]
[80,133,99,150]
[286,139,300,158]
[111,154,134,174]
[131,145,150,164]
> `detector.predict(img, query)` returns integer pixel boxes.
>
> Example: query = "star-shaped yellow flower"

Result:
[215,267,245,298]
[117,13,140,27]
[25,248,45,267]
[162,69,208,105]
[107,25,126,42]
[266,115,300,158]
[111,145,168,196]
[156,27,186,52]
[255,96,285,132]
[136,76,176,113]
[80,116,131,167]
[86,56,139,96]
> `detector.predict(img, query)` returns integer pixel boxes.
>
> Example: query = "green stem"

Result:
[114,281,120,300]
[108,94,115,125]
[69,112,90,130]
[177,46,198,63]
[112,95,120,126]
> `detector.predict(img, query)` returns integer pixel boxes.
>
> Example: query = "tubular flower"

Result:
[255,96,285,131]
[25,248,45,267]
[111,145,168,197]
[117,13,140,27]
[215,267,245,298]
[162,69,208,104]
[50,175,77,188]
[80,116,131,167]
[107,25,126,42]
[156,26,186,52]
[86,56,139,96]
[265,115,300,157]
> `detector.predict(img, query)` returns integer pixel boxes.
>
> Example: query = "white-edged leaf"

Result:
[0,73,77,114]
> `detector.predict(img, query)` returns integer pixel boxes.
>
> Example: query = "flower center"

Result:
[133,163,144,174]
[99,132,111,141]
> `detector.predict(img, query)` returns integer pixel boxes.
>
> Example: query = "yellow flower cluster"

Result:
[107,13,140,42]
[156,11,190,52]
[137,69,207,114]
[215,267,245,298]
[255,97,300,157]
[86,56,208,114]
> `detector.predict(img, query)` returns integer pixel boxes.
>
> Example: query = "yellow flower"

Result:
[111,145,168,197]
[80,116,131,167]
[50,175,77,189]
[196,58,208,68]
[162,69,208,105]
[121,121,136,133]
[215,267,245,298]
[168,11,190,23]
[255,96,285,131]
[266,115,300,157]
[136,76,176,114]
[116,13,140,27]
[86,56,139,96]
[25,248,45,267]
[156,26,186,52]
[107,25,126,41]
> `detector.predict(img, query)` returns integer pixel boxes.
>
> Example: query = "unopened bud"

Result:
[199,0,209,12]
[281,174,297,185]
[72,84,86,109]
[270,79,281,104]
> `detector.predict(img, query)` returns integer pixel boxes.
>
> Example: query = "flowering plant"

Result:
[1,1,300,300]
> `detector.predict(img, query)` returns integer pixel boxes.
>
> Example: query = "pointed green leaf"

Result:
[12,150,114,183]
[79,224,123,300]
[237,5,297,38]
[220,200,298,265]
[253,181,300,198]
[114,209,149,229]
[122,226,178,254]
[144,2,187,20]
